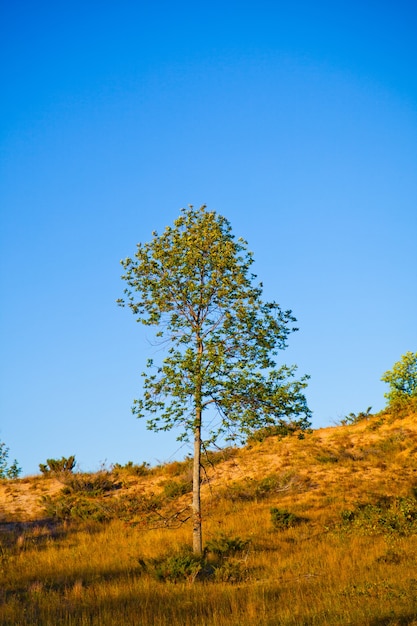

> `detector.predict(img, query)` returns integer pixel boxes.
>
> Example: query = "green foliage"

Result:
[341,491,417,536]
[60,471,118,495]
[150,537,249,583]
[0,440,21,479]
[112,461,151,476]
[381,352,417,408]
[39,455,76,474]
[162,478,193,499]
[270,507,299,529]
[151,548,205,583]
[339,407,372,426]
[119,205,311,552]
[205,533,249,557]
[42,482,161,523]
[119,204,311,446]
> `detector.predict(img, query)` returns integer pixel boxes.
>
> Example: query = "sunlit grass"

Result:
[2,406,417,625]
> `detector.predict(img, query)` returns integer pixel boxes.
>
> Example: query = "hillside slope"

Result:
[1,406,417,626]
[1,406,417,526]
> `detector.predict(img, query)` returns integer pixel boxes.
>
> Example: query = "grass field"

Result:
[1,404,417,625]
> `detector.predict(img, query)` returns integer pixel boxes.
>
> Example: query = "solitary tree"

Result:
[118,205,311,554]
[381,352,417,407]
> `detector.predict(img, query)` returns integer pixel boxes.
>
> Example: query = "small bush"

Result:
[270,507,299,530]
[339,407,372,426]
[151,548,204,583]
[42,480,162,522]
[247,422,310,443]
[61,471,119,495]
[42,493,112,522]
[39,456,76,475]
[162,479,193,499]
[205,533,249,557]
[112,461,150,476]
[340,491,417,536]
[149,541,250,583]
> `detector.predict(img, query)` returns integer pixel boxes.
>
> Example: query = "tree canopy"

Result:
[119,205,311,552]
[381,352,417,407]
[0,440,21,479]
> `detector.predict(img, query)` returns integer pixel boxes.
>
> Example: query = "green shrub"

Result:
[270,507,298,529]
[112,461,150,476]
[340,491,417,536]
[42,479,162,523]
[61,471,118,495]
[247,421,311,443]
[162,478,193,499]
[151,548,205,582]
[205,533,249,557]
[0,440,21,479]
[39,456,76,475]
[42,492,112,522]
[339,407,372,426]
[150,541,250,583]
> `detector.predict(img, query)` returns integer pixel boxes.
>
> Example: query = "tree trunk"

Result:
[192,408,202,555]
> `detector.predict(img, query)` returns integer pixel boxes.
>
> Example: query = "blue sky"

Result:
[1,1,416,475]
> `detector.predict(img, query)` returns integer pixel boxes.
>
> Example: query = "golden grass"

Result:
[1,406,417,625]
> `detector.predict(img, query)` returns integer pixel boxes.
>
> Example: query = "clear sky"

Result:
[1,1,416,475]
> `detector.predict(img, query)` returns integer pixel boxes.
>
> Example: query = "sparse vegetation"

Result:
[39,455,76,474]
[339,406,373,425]
[112,460,151,476]
[0,440,21,479]
[1,403,417,624]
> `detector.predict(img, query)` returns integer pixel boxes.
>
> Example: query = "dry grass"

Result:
[1,405,417,625]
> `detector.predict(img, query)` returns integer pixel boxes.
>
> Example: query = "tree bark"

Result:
[192,410,202,555]
[193,409,203,554]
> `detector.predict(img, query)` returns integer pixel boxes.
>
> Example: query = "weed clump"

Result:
[270,507,300,530]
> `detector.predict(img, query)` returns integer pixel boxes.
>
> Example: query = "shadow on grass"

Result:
[367,617,417,626]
